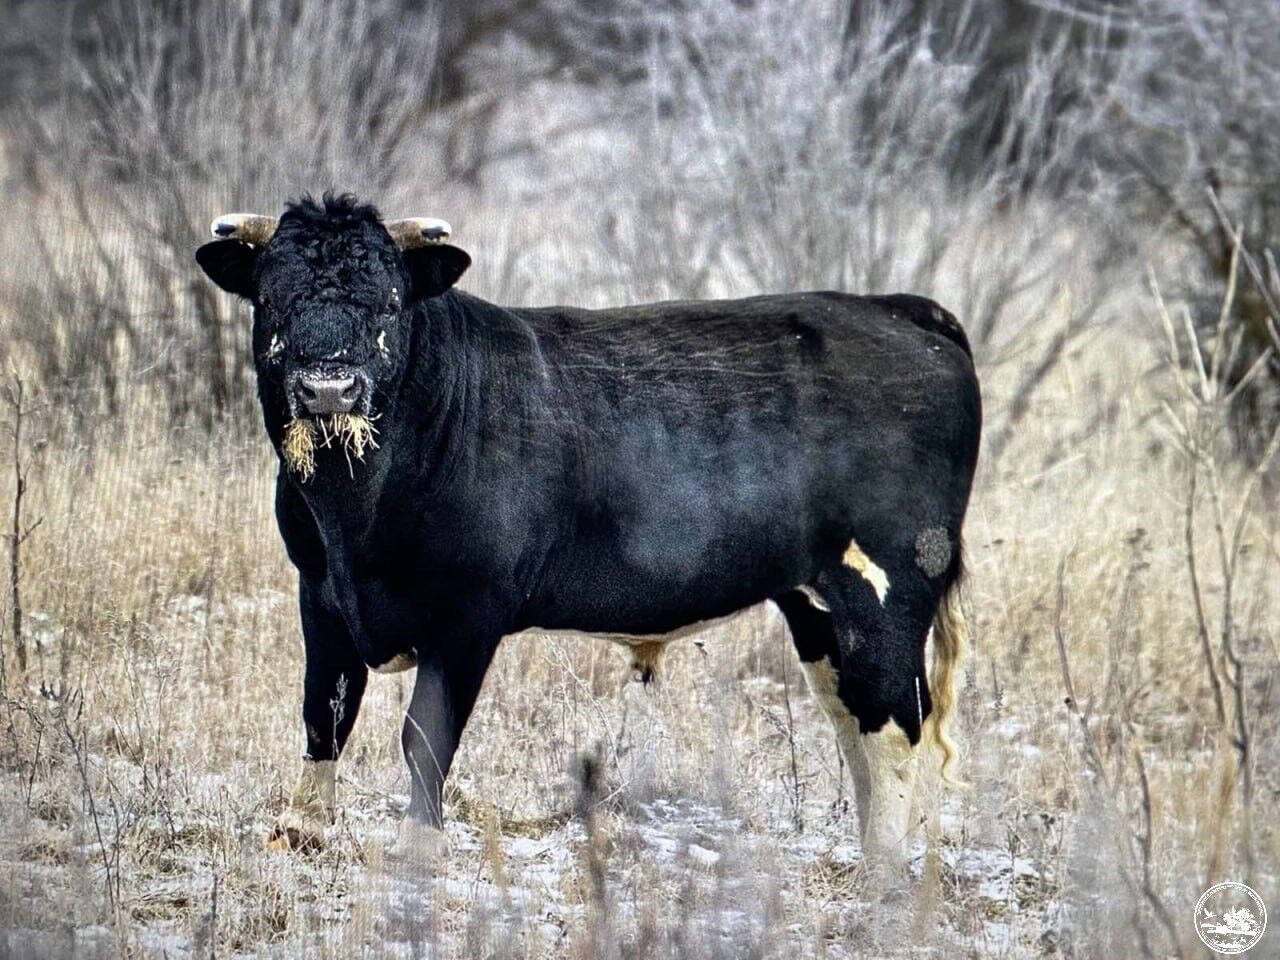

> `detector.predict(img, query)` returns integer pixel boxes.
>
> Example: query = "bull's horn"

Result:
[210,213,278,246]
[385,218,452,249]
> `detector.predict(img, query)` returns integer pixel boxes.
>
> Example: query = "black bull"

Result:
[196,195,981,862]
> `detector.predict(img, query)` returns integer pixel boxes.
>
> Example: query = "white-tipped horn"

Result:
[210,213,279,246]
[385,217,453,249]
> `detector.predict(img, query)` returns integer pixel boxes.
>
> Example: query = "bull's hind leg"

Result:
[822,536,956,862]
[775,590,874,825]
[780,533,963,865]
[779,576,924,863]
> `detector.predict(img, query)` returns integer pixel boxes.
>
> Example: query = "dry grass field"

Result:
[1,1,1278,957]
[1,218,1275,958]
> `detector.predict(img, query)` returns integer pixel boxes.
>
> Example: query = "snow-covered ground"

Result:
[0,598,1079,959]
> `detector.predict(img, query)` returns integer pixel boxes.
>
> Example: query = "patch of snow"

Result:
[687,842,721,866]
[505,837,552,859]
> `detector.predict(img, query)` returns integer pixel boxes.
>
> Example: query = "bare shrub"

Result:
[1094,0,1280,446]
[3,374,44,679]
[530,0,1123,466]
[8,0,445,421]
[1150,239,1279,878]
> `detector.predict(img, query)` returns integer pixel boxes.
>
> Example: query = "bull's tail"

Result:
[922,571,968,787]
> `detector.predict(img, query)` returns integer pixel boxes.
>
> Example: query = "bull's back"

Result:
[520,291,974,428]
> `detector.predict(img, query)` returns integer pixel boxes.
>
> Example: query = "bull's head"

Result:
[195,194,469,479]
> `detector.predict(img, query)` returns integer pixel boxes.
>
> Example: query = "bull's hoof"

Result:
[265,758,336,853]
[264,811,328,853]
[386,819,448,866]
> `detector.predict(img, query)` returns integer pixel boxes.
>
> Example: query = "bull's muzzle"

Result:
[294,371,362,415]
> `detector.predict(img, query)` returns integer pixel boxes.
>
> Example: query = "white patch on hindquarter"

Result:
[371,651,418,674]
[842,538,890,605]
[800,658,918,862]
[798,585,830,612]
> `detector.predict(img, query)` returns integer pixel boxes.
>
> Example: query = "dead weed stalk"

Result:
[4,372,45,679]
[1149,223,1278,880]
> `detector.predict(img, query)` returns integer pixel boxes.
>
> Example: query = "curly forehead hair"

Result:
[281,192,384,229]
[263,193,403,300]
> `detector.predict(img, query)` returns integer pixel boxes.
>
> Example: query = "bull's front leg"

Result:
[390,633,498,863]
[267,578,369,852]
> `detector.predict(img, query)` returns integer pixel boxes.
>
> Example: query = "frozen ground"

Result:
[0,597,1074,959]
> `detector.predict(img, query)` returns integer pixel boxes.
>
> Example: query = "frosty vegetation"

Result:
[0,0,1276,956]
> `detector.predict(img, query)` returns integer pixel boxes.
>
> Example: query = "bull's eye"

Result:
[384,287,401,315]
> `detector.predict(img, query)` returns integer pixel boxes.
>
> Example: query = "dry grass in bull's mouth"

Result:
[319,412,379,461]
[281,419,317,480]
[281,414,379,481]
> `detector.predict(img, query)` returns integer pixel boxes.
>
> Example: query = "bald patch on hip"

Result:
[914,526,952,578]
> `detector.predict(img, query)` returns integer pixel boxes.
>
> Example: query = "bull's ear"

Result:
[402,244,470,300]
[195,240,259,299]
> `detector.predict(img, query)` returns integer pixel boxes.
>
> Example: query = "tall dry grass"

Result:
[0,0,1277,957]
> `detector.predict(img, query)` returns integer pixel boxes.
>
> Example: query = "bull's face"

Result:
[195,195,469,479]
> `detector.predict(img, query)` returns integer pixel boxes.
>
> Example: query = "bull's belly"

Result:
[369,650,418,674]
[329,499,824,675]
[364,613,745,679]
[530,525,817,638]
[520,610,745,682]
[521,611,740,647]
